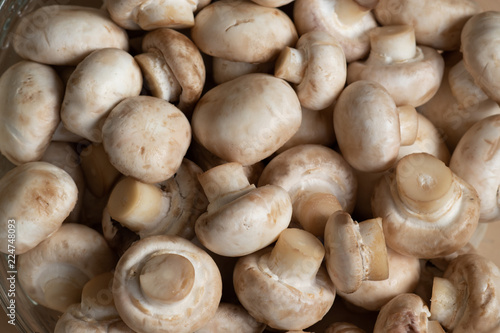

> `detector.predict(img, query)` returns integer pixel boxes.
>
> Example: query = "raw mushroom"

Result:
[275,30,347,110]
[347,25,444,107]
[430,253,500,332]
[233,228,336,331]
[17,223,117,313]
[325,322,365,333]
[448,59,490,108]
[194,303,266,333]
[52,122,85,143]
[194,162,292,257]
[0,60,63,165]
[61,48,143,143]
[371,152,480,258]
[112,235,222,333]
[13,5,129,66]
[293,0,379,62]
[251,0,294,7]
[102,96,191,184]
[258,144,356,237]
[212,57,273,85]
[0,162,78,254]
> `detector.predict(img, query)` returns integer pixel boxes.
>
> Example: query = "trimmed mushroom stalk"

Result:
[102,96,191,184]
[112,235,222,333]
[195,162,292,257]
[258,144,357,237]
[212,57,273,85]
[275,30,347,110]
[324,211,389,294]
[371,152,480,258]
[194,303,266,333]
[293,0,378,62]
[18,223,117,313]
[0,162,78,254]
[430,253,500,332]
[325,322,366,333]
[347,25,444,107]
[13,5,129,66]
[0,61,63,165]
[234,228,336,330]
[61,48,143,143]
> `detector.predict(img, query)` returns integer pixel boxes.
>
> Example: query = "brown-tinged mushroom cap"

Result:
[194,302,266,333]
[102,96,191,184]
[13,6,129,66]
[0,60,62,165]
[0,161,78,254]
[112,235,222,333]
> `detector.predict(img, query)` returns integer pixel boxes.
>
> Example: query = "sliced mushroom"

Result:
[194,303,266,333]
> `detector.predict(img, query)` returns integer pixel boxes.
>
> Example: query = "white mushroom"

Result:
[194,303,266,333]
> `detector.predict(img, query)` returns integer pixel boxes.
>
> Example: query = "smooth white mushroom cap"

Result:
[194,303,266,333]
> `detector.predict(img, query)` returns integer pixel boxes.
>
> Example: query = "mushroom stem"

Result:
[370,25,417,62]
[359,217,388,280]
[274,47,307,85]
[80,143,121,197]
[398,105,419,146]
[293,191,342,237]
[430,277,462,330]
[197,162,253,203]
[81,272,118,321]
[267,228,325,284]
[335,0,373,26]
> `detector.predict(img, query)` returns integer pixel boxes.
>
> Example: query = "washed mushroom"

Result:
[258,144,356,237]
[347,25,444,107]
[194,162,292,256]
[325,322,365,333]
[371,152,480,258]
[233,228,336,330]
[275,30,347,110]
[102,95,191,184]
[112,235,222,333]
[0,60,63,165]
[212,58,273,85]
[191,73,302,166]
[0,162,78,254]
[61,48,142,143]
[18,223,117,313]
[194,302,266,333]
[12,5,129,66]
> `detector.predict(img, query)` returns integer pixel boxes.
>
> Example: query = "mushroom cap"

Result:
[191,73,302,166]
[0,161,78,254]
[212,57,274,85]
[61,48,142,143]
[0,60,62,165]
[194,303,266,333]
[112,235,222,333]
[55,305,131,333]
[191,0,298,63]
[13,6,129,66]
[102,96,191,184]
[251,0,295,7]
[325,322,366,333]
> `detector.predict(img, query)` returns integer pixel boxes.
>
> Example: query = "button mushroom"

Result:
[233,228,336,331]
[326,322,366,333]
[194,302,266,333]
[212,57,274,85]
[112,235,222,333]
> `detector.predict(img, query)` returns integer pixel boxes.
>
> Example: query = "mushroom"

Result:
[17,223,117,313]
[449,115,500,223]
[194,162,292,257]
[430,253,500,332]
[0,161,78,254]
[13,5,129,66]
[374,293,445,333]
[258,144,357,237]
[194,303,266,333]
[212,57,273,85]
[135,28,205,115]
[61,48,143,143]
[347,25,444,107]
[191,73,302,166]
[293,0,379,63]
[105,0,210,30]
[102,95,191,184]
[0,60,63,165]
[325,322,366,333]
[52,122,85,143]
[112,235,222,333]
[275,30,347,110]
[233,228,336,331]
[250,0,294,7]
[371,152,480,258]
[324,211,389,294]
[373,0,480,51]
[448,59,490,108]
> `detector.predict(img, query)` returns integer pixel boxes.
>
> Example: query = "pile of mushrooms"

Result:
[1,0,500,332]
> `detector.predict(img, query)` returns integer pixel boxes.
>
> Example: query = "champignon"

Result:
[325,322,365,333]
[233,228,336,330]
[251,0,294,7]
[448,59,490,107]
[194,303,266,333]
[212,57,273,85]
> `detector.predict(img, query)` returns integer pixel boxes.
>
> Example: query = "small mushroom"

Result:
[275,30,347,110]
[102,96,191,184]
[430,253,500,332]
[112,235,222,333]
[0,162,78,254]
[347,25,444,107]
[18,223,117,313]
[371,152,480,258]
[0,60,63,165]
[233,228,336,331]
[194,302,266,333]
[61,48,143,143]
[212,57,273,85]
[194,162,292,257]
[13,5,129,66]
[325,322,366,333]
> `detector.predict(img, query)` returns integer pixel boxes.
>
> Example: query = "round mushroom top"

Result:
[194,303,266,333]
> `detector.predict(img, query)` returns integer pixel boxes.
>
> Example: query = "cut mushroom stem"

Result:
[429,277,461,329]
[293,191,342,237]
[370,25,417,62]
[335,0,375,26]
[398,105,419,146]
[275,47,307,84]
